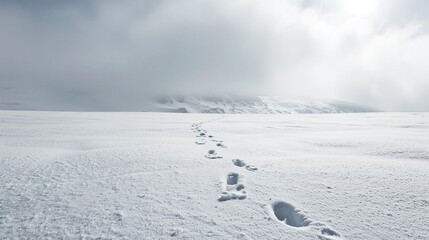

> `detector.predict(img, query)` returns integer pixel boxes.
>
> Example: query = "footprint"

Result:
[111,212,123,222]
[272,201,311,228]
[218,173,247,201]
[205,150,222,159]
[320,227,340,238]
[216,143,227,148]
[227,173,239,185]
[231,159,258,170]
[272,201,341,239]
[195,138,207,145]
[232,159,246,167]
[245,165,258,171]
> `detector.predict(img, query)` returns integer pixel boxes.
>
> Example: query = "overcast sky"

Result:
[1,0,429,111]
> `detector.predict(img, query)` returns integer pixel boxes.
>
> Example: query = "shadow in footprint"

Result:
[245,165,258,171]
[232,159,246,167]
[216,143,227,148]
[272,202,341,239]
[272,201,310,228]
[227,173,238,185]
[205,150,222,159]
[320,227,340,238]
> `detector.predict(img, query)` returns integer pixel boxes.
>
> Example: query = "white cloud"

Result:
[1,0,429,111]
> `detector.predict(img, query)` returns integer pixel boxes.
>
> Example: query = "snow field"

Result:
[0,111,428,239]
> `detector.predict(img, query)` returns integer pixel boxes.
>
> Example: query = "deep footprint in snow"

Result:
[232,159,246,167]
[218,173,246,201]
[205,150,222,159]
[227,173,239,185]
[272,201,341,238]
[272,201,311,228]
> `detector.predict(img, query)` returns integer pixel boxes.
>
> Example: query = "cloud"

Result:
[1,0,429,111]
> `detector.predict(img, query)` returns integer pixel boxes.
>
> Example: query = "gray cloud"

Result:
[1,0,429,111]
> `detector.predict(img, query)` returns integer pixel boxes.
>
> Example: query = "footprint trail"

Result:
[191,116,259,203]
[190,117,340,238]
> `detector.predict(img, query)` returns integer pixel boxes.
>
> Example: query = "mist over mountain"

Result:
[147,95,377,114]
[1,0,429,111]
[0,91,376,113]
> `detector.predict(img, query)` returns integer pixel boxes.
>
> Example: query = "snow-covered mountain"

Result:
[0,93,376,113]
[145,95,377,114]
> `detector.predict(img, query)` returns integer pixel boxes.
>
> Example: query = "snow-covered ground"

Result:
[0,111,428,239]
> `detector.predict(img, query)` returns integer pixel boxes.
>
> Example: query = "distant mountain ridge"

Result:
[144,95,377,114]
[0,94,377,113]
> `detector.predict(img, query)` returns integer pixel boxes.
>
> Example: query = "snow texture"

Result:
[0,111,428,239]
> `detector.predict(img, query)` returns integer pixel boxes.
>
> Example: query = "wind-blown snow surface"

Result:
[0,111,428,239]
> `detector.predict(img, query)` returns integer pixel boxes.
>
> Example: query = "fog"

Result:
[1,0,429,111]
